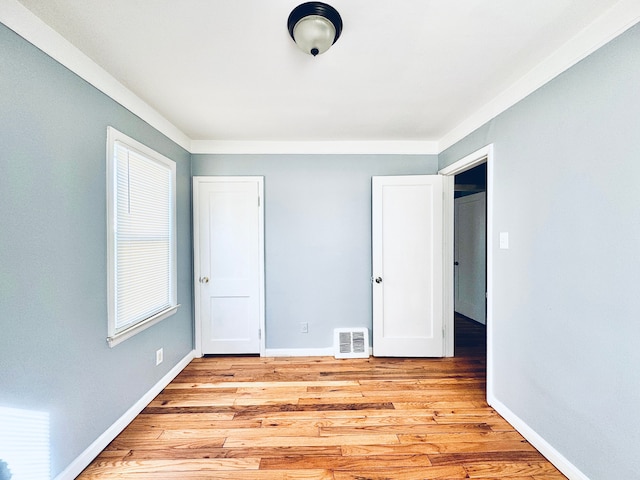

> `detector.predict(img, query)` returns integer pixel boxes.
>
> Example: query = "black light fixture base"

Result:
[287,2,343,45]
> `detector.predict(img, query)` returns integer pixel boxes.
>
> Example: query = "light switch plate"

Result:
[499,232,509,249]
[156,348,163,366]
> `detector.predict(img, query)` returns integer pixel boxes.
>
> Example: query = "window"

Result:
[106,127,178,347]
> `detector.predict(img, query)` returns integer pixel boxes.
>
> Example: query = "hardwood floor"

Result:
[79,317,566,479]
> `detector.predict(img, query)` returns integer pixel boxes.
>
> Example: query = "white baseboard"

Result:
[265,347,335,357]
[54,350,196,480]
[264,347,373,357]
[487,393,590,480]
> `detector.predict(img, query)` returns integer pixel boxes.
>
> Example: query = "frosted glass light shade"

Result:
[287,2,343,56]
[292,15,336,56]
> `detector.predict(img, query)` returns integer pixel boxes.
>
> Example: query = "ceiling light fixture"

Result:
[287,2,343,56]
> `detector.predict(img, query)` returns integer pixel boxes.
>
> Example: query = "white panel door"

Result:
[372,175,444,357]
[194,177,264,354]
[454,192,486,324]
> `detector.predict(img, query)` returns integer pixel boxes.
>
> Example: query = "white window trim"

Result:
[106,126,179,347]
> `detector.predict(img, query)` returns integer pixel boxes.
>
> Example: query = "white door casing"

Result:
[454,192,487,324]
[193,176,265,356]
[439,144,493,384]
[372,175,444,357]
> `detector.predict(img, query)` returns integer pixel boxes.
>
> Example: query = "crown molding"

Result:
[190,140,439,155]
[438,0,640,153]
[0,0,192,152]
[3,0,639,156]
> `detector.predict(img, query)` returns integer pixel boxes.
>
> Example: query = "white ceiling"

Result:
[7,0,640,152]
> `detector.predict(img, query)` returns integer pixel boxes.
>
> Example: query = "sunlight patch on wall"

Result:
[0,406,50,480]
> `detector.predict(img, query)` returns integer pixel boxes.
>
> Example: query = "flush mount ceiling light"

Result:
[287,2,343,56]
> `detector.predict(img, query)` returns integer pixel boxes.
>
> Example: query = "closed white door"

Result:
[193,177,264,355]
[454,192,486,324]
[372,175,444,357]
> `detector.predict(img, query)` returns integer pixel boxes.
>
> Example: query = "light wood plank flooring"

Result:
[79,317,566,479]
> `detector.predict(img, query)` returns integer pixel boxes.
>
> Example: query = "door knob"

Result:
[375,277,383,284]
[199,276,209,284]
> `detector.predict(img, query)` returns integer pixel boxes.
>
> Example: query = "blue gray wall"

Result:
[440,22,640,480]
[0,23,193,478]
[3,9,639,479]
[192,155,438,350]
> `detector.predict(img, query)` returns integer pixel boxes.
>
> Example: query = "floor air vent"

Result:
[333,328,370,359]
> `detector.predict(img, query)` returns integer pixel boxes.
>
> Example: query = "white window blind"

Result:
[107,127,178,347]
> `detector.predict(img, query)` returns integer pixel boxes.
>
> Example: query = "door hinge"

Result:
[258,196,261,207]
[258,328,262,340]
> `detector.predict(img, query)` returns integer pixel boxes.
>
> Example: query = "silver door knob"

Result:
[199,276,209,284]
[375,277,383,284]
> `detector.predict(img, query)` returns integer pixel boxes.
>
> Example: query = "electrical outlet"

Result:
[155,348,163,366]
[301,322,309,334]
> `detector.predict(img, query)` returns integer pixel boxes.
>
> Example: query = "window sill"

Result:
[107,305,180,348]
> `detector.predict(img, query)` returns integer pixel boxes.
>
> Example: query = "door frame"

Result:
[192,176,266,357]
[438,144,494,398]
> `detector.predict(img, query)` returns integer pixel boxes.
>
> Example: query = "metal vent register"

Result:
[333,328,370,359]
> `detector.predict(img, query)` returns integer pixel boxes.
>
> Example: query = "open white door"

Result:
[193,176,264,355]
[454,192,486,324]
[372,175,444,357]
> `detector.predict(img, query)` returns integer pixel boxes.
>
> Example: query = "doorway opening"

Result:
[439,144,494,397]
[454,163,487,352]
